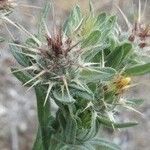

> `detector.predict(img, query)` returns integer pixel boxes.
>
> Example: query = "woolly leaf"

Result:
[100,16,116,39]
[83,113,99,141]
[63,5,82,35]
[96,12,107,25]
[124,63,150,76]
[81,30,101,48]
[11,68,33,86]
[64,117,77,144]
[98,116,138,128]
[53,89,75,104]
[37,0,51,40]
[69,82,93,100]
[10,45,30,67]
[106,43,132,69]
[80,67,116,82]
[89,138,121,150]
[77,143,95,150]
[125,99,144,107]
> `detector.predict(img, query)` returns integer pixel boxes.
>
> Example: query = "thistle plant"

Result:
[6,0,150,150]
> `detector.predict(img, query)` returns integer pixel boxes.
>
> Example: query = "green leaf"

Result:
[26,37,39,47]
[72,90,93,101]
[65,117,77,144]
[96,12,107,25]
[11,68,33,86]
[125,99,144,107]
[37,0,51,40]
[106,43,132,69]
[54,143,66,150]
[34,85,51,150]
[32,128,44,150]
[83,113,99,141]
[98,116,138,128]
[82,47,103,62]
[10,45,30,67]
[53,89,75,104]
[113,122,138,128]
[100,16,116,39]
[77,143,95,150]
[69,82,93,101]
[81,30,101,48]
[89,138,121,150]
[124,63,150,76]
[63,5,82,35]
[0,36,5,42]
[80,67,116,82]
[105,16,116,29]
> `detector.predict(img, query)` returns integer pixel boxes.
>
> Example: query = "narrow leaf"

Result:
[65,117,77,144]
[63,5,82,35]
[37,0,51,40]
[125,99,144,106]
[81,30,101,48]
[124,63,150,76]
[98,116,138,128]
[11,68,33,86]
[80,67,116,82]
[106,43,132,69]
[10,45,30,67]
[83,112,99,141]
[89,138,121,150]
[96,12,107,25]
[53,89,75,104]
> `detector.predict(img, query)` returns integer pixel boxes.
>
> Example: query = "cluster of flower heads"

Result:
[0,0,16,10]
[128,22,150,49]
[117,0,150,63]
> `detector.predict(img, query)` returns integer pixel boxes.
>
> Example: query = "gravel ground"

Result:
[0,0,150,150]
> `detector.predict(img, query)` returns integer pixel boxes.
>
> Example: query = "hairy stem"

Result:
[33,85,51,150]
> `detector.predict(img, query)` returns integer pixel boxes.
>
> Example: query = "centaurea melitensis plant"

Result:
[2,0,150,149]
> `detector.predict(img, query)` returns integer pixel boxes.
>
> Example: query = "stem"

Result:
[33,85,51,150]
[32,128,43,150]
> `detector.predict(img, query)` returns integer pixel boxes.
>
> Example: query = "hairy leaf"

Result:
[65,117,77,144]
[124,63,150,76]
[37,0,51,40]
[11,68,33,86]
[98,116,138,128]
[80,67,116,82]
[63,5,82,35]
[81,30,101,48]
[125,99,144,107]
[106,43,132,69]
[10,45,30,67]
[53,89,75,104]
[89,138,121,150]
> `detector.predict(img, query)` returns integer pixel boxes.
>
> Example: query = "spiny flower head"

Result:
[35,28,81,82]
